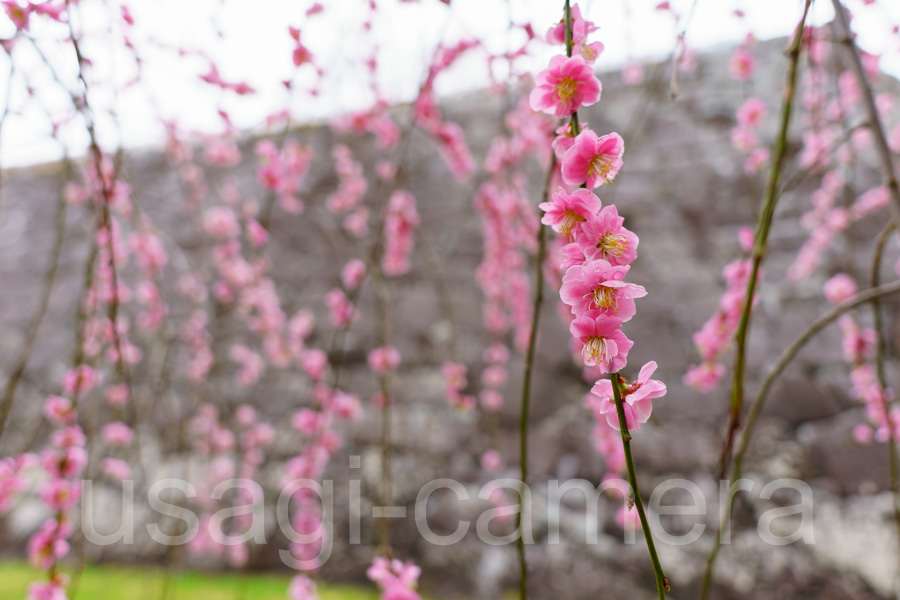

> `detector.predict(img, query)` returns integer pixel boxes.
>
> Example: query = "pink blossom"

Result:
[683,362,725,393]
[744,148,770,174]
[3,1,29,31]
[587,361,666,431]
[368,346,401,374]
[569,313,633,372]
[331,390,362,420]
[102,422,133,446]
[539,187,601,240]
[730,127,757,153]
[236,405,257,427]
[529,55,601,118]
[479,389,504,411]
[367,557,422,599]
[481,365,507,388]
[574,205,639,266]
[39,479,82,510]
[442,362,467,390]
[552,121,590,161]
[736,97,766,128]
[852,424,873,445]
[823,273,857,304]
[852,186,890,219]
[341,259,366,290]
[326,288,357,327]
[621,63,645,86]
[729,46,756,81]
[482,344,509,364]
[288,575,319,600]
[51,426,86,449]
[43,396,75,426]
[28,520,70,569]
[62,365,99,396]
[293,409,328,436]
[27,582,67,600]
[561,130,624,188]
[300,348,328,381]
[560,259,646,320]
[203,207,240,239]
[382,191,419,276]
[838,315,875,365]
[102,458,131,481]
[546,3,599,63]
[481,450,503,473]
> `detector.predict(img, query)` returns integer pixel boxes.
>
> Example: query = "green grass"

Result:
[0,562,379,600]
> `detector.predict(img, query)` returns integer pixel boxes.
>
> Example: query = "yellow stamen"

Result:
[588,155,613,182]
[591,286,616,310]
[556,77,578,102]
[559,210,585,239]
[583,336,608,364]
[597,234,627,258]
[582,44,597,62]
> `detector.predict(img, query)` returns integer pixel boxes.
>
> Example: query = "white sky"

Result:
[0,0,898,167]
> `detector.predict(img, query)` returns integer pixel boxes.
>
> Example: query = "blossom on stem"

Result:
[367,557,422,600]
[560,259,646,320]
[587,362,667,431]
[529,55,601,118]
[539,187,601,241]
[561,130,624,188]
[569,313,633,372]
[574,205,638,266]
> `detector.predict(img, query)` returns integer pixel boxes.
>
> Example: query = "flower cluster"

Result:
[367,557,423,600]
[684,232,756,393]
[533,4,665,436]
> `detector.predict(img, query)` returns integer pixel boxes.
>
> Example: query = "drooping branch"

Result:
[700,278,900,599]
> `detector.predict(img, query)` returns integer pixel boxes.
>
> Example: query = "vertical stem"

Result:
[610,373,669,599]
[703,5,810,597]
[868,223,900,556]
[515,3,577,596]
[515,152,555,600]
[716,0,811,481]
[373,268,394,558]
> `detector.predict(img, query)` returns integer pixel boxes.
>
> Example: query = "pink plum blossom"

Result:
[683,362,725,393]
[43,396,75,426]
[561,130,624,188]
[587,361,667,431]
[560,259,646,320]
[288,575,319,600]
[824,273,857,304]
[574,205,638,266]
[569,313,633,372]
[368,346,401,374]
[103,458,131,481]
[341,259,366,290]
[729,46,756,81]
[101,422,133,446]
[529,55,601,118]
[539,187,601,240]
[736,97,766,128]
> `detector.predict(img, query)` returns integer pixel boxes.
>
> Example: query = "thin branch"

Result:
[610,373,669,598]
[717,0,812,482]
[0,163,70,443]
[867,222,900,553]
[700,279,900,599]
[831,0,900,224]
